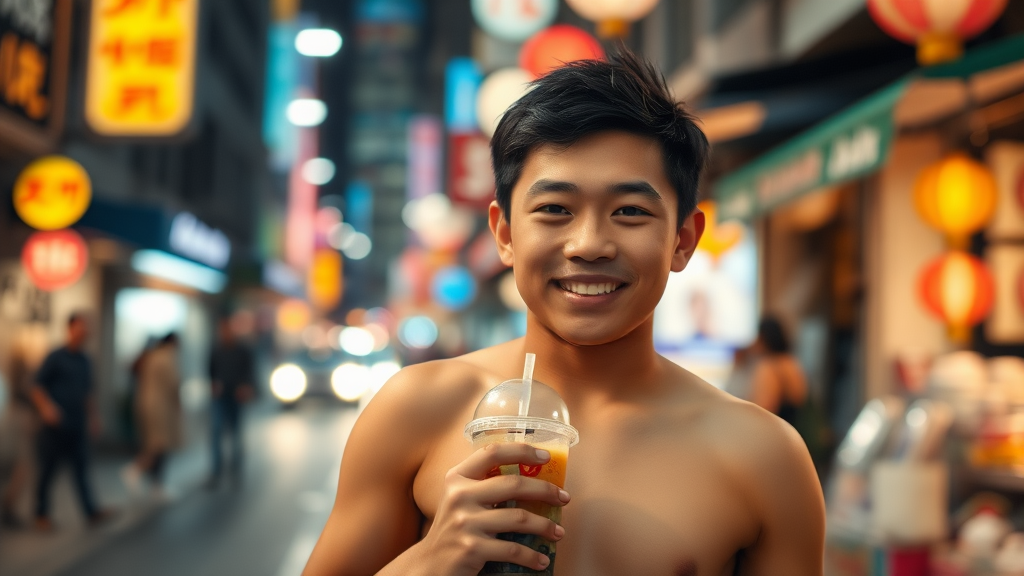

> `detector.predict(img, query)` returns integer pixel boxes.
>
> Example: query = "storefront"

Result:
[714,34,1024,574]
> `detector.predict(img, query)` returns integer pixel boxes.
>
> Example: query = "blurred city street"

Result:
[0,0,1022,575]
[1,402,356,576]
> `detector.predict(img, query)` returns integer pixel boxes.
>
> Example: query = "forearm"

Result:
[373,542,434,576]
[30,387,54,413]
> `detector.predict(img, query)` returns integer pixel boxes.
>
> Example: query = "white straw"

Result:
[519,353,535,417]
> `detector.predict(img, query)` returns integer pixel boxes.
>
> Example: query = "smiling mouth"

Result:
[557,281,624,296]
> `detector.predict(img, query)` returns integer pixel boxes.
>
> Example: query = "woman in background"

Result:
[121,333,182,498]
[726,316,808,426]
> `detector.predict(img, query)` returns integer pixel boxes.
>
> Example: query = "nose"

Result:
[562,213,616,262]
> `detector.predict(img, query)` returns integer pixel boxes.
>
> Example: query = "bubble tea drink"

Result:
[464,355,579,576]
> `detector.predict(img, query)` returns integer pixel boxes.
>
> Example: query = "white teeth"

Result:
[560,282,620,295]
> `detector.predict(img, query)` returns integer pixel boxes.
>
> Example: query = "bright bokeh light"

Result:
[302,158,336,185]
[295,28,343,57]
[340,326,375,356]
[370,360,402,392]
[328,222,355,251]
[476,67,533,137]
[402,193,475,250]
[331,363,372,401]
[277,299,311,333]
[342,232,372,260]
[270,364,307,402]
[364,322,391,351]
[399,316,439,349]
[431,265,478,311]
[286,98,327,126]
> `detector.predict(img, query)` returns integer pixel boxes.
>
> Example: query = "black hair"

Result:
[491,49,709,226]
[68,312,87,327]
[758,316,791,355]
[160,332,179,346]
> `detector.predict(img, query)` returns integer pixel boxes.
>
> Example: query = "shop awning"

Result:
[714,35,1024,221]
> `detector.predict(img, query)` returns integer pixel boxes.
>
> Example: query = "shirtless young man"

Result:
[303,51,825,576]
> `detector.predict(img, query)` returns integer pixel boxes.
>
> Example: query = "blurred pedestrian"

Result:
[725,315,808,426]
[31,313,112,530]
[1,328,46,527]
[206,318,255,489]
[121,333,182,499]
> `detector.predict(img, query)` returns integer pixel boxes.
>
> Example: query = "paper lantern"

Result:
[519,25,605,78]
[471,0,558,42]
[695,200,743,261]
[476,67,533,137]
[564,0,660,38]
[22,229,89,291]
[914,153,997,248]
[918,251,995,343]
[867,0,1007,65]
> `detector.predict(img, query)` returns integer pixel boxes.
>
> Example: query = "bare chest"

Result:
[414,428,758,576]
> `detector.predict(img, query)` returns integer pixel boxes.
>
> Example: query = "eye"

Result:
[614,206,651,217]
[536,204,570,215]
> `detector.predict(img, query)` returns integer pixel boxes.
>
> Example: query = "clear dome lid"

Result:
[464,379,578,446]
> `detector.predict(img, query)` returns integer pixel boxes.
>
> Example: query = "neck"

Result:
[520,313,666,404]
[66,341,81,352]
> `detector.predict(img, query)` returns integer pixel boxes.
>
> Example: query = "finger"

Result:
[456,442,551,480]
[473,507,565,542]
[474,538,552,572]
[475,475,570,508]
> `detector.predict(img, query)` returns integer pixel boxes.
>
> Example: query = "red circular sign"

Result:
[21,229,89,291]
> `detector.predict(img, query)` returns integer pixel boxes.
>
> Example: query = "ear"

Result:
[670,207,705,273]
[488,201,515,267]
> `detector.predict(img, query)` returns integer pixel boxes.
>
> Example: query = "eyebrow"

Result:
[526,179,663,200]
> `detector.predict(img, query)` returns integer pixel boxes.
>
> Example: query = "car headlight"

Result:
[331,363,371,402]
[270,364,307,402]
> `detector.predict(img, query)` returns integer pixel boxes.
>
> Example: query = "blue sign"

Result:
[357,0,423,23]
[431,265,478,311]
[345,180,374,236]
[445,58,482,134]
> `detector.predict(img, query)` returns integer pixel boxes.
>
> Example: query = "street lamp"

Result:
[295,28,342,57]
[286,98,327,126]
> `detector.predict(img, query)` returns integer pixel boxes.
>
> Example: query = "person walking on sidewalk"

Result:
[121,333,182,499]
[31,313,112,530]
[206,318,255,489]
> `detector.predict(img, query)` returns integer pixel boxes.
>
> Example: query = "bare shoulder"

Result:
[666,361,817,497]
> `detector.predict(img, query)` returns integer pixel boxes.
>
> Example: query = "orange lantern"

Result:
[22,229,89,291]
[918,251,995,343]
[867,0,1007,65]
[695,200,743,262]
[914,153,997,249]
[519,25,605,78]
[564,0,660,38]
[13,156,92,231]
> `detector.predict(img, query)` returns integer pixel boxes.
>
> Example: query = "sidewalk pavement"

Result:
[0,438,209,576]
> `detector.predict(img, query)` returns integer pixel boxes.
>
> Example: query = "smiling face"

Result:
[490,131,704,346]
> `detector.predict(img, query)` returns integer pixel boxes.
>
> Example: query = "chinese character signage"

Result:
[22,229,89,291]
[0,0,71,152]
[13,155,92,230]
[85,0,199,136]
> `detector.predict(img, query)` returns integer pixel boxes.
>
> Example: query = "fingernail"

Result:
[538,555,550,568]
[535,449,550,460]
[553,525,565,538]
[558,489,570,503]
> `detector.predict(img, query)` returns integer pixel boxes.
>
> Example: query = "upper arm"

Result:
[34,355,54,391]
[738,419,825,576]
[302,365,448,576]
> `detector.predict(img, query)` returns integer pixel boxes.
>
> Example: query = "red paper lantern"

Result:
[22,229,89,291]
[868,0,1007,65]
[519,25,605,78]
[918,251,995,343]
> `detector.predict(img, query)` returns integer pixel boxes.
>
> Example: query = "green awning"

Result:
[714,35,1024,221]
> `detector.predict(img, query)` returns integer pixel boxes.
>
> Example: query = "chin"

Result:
[547,320,634,347]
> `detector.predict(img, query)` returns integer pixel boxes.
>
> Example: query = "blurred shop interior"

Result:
[0,0,1023,574]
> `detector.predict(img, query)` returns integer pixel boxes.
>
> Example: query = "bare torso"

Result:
[411,342,763,576]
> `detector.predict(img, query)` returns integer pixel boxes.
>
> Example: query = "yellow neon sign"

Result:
[85,0,198,136]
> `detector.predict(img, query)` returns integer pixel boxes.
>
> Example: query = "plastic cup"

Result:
[464,378,579,576]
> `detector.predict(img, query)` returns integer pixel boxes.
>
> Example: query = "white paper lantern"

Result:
[476,67,533,137]
[471,0,558,42]
[564,0,661,37]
